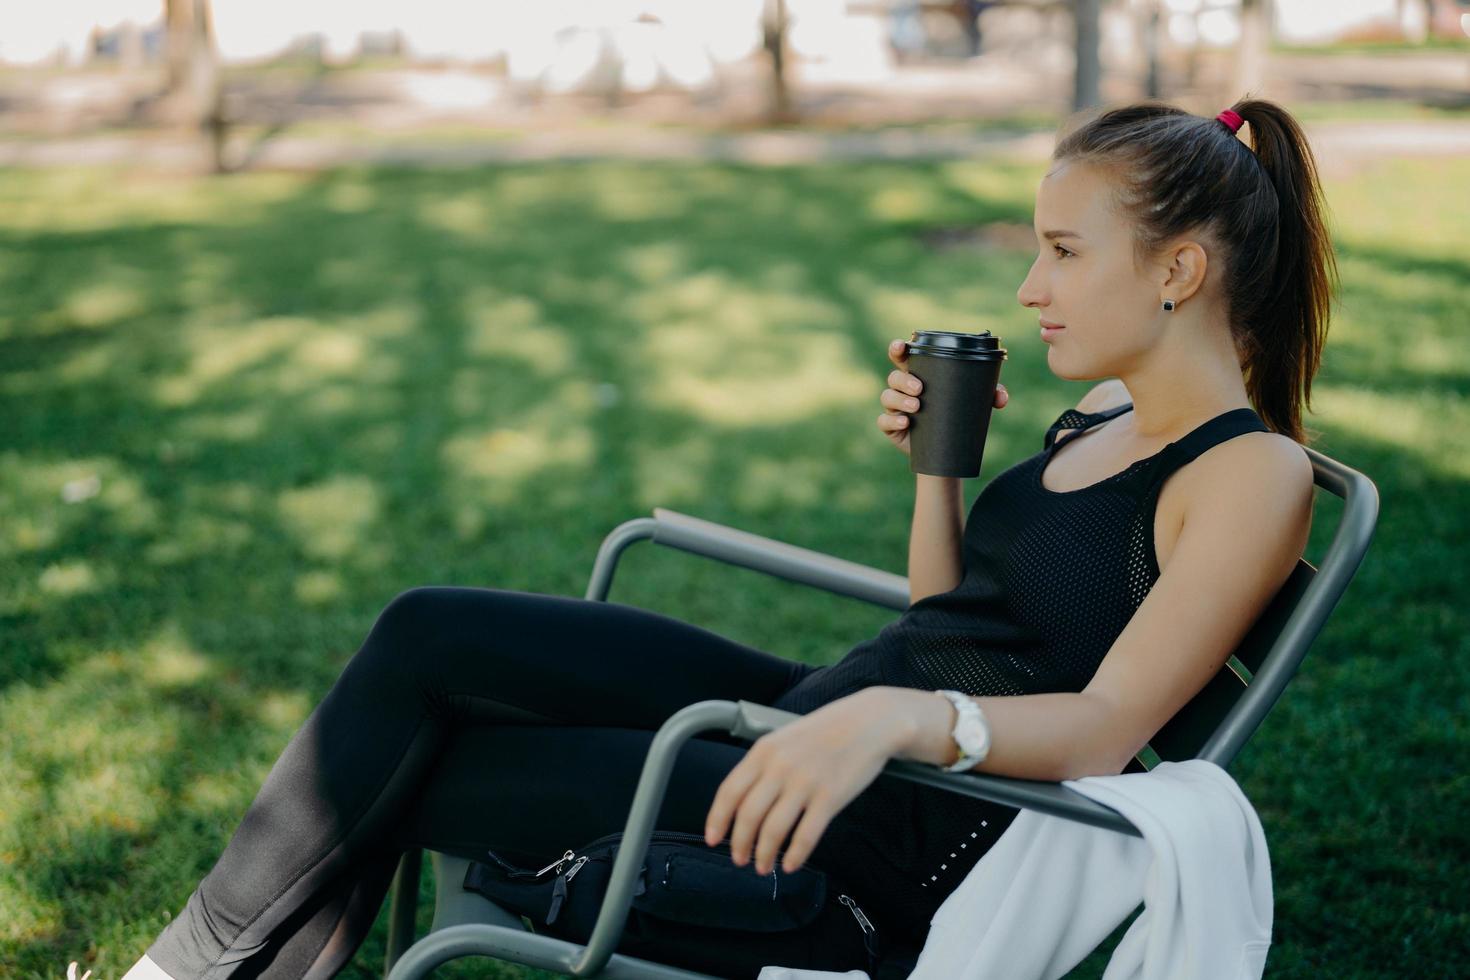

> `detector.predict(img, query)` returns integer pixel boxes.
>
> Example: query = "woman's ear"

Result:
[1161,240,1208,307]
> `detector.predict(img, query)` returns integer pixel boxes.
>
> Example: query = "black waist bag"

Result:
[462,829,882,974]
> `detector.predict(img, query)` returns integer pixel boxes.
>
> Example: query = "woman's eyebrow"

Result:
[1042,229,1083,240]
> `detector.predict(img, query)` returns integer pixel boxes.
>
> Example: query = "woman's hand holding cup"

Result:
[878,338,1007,458]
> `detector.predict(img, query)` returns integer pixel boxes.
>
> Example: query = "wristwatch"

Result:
[935,689,991,772]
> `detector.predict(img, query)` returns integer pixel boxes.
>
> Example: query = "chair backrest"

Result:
[1124,444,1379,773]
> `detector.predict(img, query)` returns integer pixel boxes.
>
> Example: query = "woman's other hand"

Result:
[702,688,912,876]
[878,338,1008,457]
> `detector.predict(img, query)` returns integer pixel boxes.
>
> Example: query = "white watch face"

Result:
[954,713,989,757]
[941,691,989,759]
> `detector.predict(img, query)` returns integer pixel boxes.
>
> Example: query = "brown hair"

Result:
[1054,98,1336,445]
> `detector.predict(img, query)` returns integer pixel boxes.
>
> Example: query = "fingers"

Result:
[881,386,920,414]
[884,341,922,420]
[779,802,833,874]
[888,340,1007,407]
[752,791,808,876]
[877,411,909,433]
[710,742,822,875]
[882,383,1004,413]
[705,758,760,847]
[713,762,826,876]
[879,384,1004,425]
[887,368,922,397]
[728,776,784,867]
[880,338,1006,446]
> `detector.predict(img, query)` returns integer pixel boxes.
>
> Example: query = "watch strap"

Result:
[935,689,990,772]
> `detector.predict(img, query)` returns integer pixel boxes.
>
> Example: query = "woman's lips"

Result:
[1040,321,1065,342]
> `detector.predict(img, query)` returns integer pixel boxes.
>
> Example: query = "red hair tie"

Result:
[1216,108,1244,134]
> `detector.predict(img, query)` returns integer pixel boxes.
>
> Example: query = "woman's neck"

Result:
[1114,320,1252,441]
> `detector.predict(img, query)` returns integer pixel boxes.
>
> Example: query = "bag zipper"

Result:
[482,847,577,881]
[563,855,590,882]
[485,828,733,882]
[838,894,875,937]
[838,893,879,961]
[486,826,810,907]
[547,856,590,925]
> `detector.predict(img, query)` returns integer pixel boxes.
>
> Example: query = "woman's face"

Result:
[1015,159,1165,380]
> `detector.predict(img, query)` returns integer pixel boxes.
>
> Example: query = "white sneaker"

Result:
[66,952,179,980]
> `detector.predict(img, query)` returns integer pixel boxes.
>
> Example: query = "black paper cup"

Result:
[905,330,1007,478]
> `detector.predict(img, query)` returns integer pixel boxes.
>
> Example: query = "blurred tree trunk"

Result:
[762,0,796,124]
[1141,0,1162,98]
[1235,0,1269,97]
[1073,0,1102,110]
[1183,5,1201,89]
[165,0,227,171]
[1395,0,1429,44]
[119,22,145,72]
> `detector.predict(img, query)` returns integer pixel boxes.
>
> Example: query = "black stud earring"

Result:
[1161,299,1176,312]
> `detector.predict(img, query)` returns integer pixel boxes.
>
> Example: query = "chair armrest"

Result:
[566,697,1138,977]
[585,508,911,611]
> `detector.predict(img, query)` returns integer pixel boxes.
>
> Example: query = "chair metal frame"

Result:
[382,444,1377,979]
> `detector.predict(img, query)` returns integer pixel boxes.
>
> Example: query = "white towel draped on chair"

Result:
[758,759,1273,980]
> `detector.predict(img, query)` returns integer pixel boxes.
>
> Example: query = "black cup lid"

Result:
[908,329,1006,360]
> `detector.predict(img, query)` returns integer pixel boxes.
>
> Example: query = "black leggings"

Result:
[145,586,906,980]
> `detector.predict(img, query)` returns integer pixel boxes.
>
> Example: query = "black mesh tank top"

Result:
[772,401,1270,945]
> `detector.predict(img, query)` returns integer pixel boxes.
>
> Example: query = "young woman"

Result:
[90,97,1330,980]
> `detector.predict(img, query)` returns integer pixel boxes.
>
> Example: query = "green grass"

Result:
[1274,36,1470,56]
[1,153,1467,979]
[0,109,1070,146]
[1291,98,1470,122]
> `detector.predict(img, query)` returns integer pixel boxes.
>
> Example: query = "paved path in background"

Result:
[3,118,1469,173]
[3,47,1467,173]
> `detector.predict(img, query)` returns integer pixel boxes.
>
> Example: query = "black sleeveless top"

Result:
[772,401,1270,944]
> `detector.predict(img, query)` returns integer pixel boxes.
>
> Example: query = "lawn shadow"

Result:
[2,158,1466,976]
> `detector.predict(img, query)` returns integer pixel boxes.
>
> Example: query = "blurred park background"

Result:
[1,1,1467,978]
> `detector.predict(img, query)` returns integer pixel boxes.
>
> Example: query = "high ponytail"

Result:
[1054,97,1337,445]
[1228,99,1335,446]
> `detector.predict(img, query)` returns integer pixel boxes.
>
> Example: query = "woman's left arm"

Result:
[918,439,1315,788]
[898,431,1311,785]
[701,685,1116,876]
[705,434,1313,878]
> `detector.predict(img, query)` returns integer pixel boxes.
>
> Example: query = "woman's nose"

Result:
[1016,258,1046,309]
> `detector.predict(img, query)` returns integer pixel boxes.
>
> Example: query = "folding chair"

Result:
[382,443,1377,979]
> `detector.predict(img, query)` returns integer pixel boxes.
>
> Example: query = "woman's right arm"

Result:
[879,338,1126,605]
[877,339,1007,607]
[908,475,966,606]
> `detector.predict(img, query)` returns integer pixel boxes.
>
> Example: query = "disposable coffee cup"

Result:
[905,329,1007,478]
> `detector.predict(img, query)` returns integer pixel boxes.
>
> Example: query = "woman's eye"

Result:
[1052,243,1073,259]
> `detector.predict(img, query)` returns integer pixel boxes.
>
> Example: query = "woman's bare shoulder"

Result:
[1184,431,1314,523]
